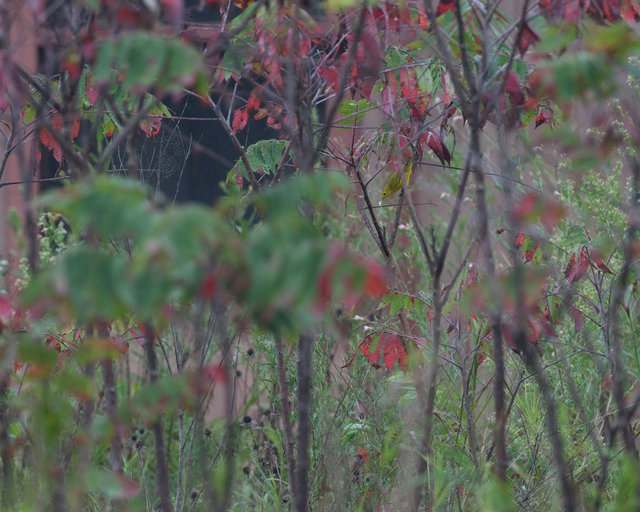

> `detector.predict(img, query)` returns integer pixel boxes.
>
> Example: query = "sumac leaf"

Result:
[436,0,456,16]
[518,23,540,55]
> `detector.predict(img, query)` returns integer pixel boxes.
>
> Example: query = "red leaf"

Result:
[40,128,62,162]
[517,23,540,55]
[588,0,622,22]
[356,446,369,464]
[341,348,359,368]
[436,0,456,16]
[0,295,10,334]
[232,107,248,134]
[540,200,565,232]
[578,245,591,274]
[524,246,537,262]
[382,70,398,116]
[246,92,260,112]
[355,333,408,371]
[139,115,161,138]
[71,117,80,140]
[514,232,526,249]
[564,246,591,284]
[363,261,387,296]
[541,0,583,21]
[356,30,383,82]
[199,273,217,300]
[564,253,577,281]
[502,325,520,353]
[514,192,538,220]
[209,364,228,383]
[320,66,339,93]
[86,74,99,105]
[0,90,8,116]
[0,295,11,322]
[535,110,554,128]
[541,306,555,336]
[514,193,564,231]
[564,0,582,22]
[315,267,332,316]
[591,251,612,274]
[61,51,81,80]
[463,263,477,288]
[527,316,541,344]
[113,338,129,355]
[116,7,147,28]
[422,129,451,165]
[505,71,525,107]
[360,335,382,368]
[622,0,640,21]
[383,334,407,371]
[130,324,147,346]
[571,307,584,333]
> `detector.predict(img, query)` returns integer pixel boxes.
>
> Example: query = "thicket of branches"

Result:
[1,0,640,511]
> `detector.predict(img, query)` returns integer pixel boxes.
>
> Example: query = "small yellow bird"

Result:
[381,160,413,201]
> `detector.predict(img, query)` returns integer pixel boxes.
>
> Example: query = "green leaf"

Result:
[390,293,404,316]
[232,139,286,179]
[93,32,208,96]
[337,99,374,126]
[535,24,578,53]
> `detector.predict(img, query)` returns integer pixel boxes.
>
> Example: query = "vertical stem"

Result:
[172,323,186,512]
[144,322,173,512]
[468,125,507,481]
[294,332,313,512]
[606,158,640,457]
[102,359,124,465]
[414,283,442,510]
[275,336,296,497]
[461,356,480,471]
[98,323,124,478]
[0,373,12,507]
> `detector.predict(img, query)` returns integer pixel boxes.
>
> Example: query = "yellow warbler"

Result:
[381,160,413,201]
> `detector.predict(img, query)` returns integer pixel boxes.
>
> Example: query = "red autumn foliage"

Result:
[535,109,554,128]
[540,0,640,23]
[564,246,591,284]
[436,0,456,16]
[199,273,217,300]
[139,115,161,138]
[505,71,525,108]
[514,192,565,232]
[420,129,451,165]
[571,306,584,332]
[591,251,613,274]
[86,74,99,105]
[232,107,249,134]
[0,295,11,334]
[343,333,408,371]
[517,23,540,55]
[363,262,388,297]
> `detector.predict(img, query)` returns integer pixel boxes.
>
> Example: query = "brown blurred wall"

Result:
[0,3,38,298]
